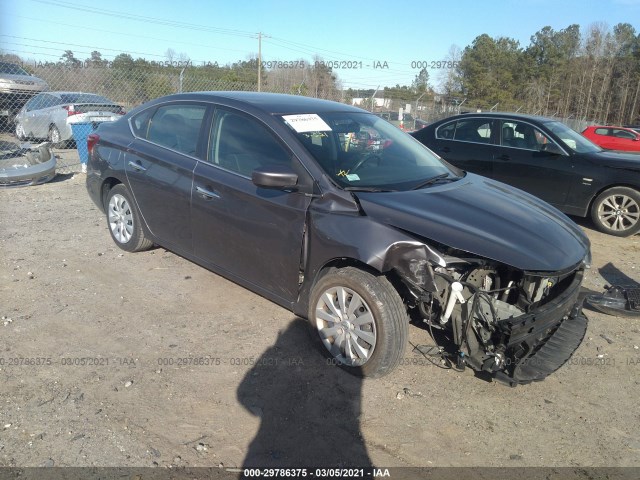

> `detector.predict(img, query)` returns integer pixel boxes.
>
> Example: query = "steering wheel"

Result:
[351,153,383,173]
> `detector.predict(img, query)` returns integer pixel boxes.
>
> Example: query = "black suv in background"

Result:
[412,112,640,237]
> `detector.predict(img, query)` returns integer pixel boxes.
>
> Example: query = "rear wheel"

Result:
[106,184,153,252]
[591,187,640,237]
[308,267,408,377]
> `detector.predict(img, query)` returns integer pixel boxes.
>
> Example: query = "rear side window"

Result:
[435,121,455,140]
[436,119,494,143]
[594,128,609,135]
[131,108,154,138]
[142,104,207,156]
[60,93,111,104]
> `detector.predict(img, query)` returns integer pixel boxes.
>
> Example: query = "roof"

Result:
[155,91,366,115]
[458,111,564,123]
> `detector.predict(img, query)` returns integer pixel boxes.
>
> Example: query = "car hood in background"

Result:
[356,174,589,272]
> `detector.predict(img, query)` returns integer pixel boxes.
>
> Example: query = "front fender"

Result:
[293,210,444,317]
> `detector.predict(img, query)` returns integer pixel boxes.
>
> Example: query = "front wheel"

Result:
[48,124,66,148]
[15,122,27,141]
[590,187,640,237]
[308,267,408,377]
[105,184,153,252]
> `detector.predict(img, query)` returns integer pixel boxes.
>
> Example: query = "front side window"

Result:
[501,120,552,151]
[209,109,292,177]
[281,111,459,191]
[145,104,206,155]
[612,129,636,140]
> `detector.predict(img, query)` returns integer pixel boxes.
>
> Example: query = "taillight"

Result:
[87,133,100,155]
[64,105,80,116]
[117,106,126,115]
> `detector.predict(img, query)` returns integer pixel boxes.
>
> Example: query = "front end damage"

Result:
[389,243,588,386]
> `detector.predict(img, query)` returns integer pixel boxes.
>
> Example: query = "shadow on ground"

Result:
[237,318,372,468]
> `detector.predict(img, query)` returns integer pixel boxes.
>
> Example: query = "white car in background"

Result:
[15,91,124,146]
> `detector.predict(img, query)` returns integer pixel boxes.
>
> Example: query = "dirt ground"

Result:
[0,140,639,472]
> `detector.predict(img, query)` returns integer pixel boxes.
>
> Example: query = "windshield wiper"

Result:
[412,173,456,190]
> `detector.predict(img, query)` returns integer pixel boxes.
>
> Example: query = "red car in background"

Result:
[581,125,640,152]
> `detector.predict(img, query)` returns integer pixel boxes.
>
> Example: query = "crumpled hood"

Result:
[356,173,589,272]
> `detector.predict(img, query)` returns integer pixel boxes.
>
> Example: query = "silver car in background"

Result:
[15,92,124,146]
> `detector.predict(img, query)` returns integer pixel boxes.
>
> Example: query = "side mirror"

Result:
[252,165,298,189]
[542,142,565,155]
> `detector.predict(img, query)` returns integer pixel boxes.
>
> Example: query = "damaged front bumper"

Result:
[493,269,587,385]
[0,142,56,187]
[406,247,589,386]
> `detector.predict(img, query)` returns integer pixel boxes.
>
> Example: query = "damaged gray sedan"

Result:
[86,92,590,385]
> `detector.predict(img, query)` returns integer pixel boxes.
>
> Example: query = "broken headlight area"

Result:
[404,253,588,386]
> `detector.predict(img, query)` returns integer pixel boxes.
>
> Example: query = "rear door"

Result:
[191,107,312,303]
[429,117,498,178]
[124,102,209,252]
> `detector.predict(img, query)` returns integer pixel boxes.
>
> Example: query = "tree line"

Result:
[1,21,638,124]
[443,22,640,125]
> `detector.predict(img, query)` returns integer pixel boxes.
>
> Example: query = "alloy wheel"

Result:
[313,286,377,366]
[108,193,134,243]
[597,194,640,233]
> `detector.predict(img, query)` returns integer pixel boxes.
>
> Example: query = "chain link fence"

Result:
[1,61,596,173]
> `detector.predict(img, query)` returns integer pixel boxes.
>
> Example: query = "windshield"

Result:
[0,62,31,76]
[280,111,458,190]
[545,121,601,154]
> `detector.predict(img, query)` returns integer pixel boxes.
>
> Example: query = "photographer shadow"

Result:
[237,318,372,468]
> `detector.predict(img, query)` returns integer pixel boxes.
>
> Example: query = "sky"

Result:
[1,0,640,90]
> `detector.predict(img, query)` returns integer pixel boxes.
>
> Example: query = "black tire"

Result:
[105,184,153,252]
[590,187,640,237]
[308,267,408,378]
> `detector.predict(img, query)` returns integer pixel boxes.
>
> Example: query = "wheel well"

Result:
[588,184,640,213]
[311,258,411,308]
[100,178,122,209]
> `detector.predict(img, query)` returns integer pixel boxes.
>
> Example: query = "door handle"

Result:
[127,160,147,172]
[495,154,510,161]
[440,147,451,153]
[196,186,221,199]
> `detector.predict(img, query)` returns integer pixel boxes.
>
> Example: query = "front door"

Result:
[191,108,312,303]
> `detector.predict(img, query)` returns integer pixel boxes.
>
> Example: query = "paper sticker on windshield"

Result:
[283,114,332,133]
[345,173,360,181]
